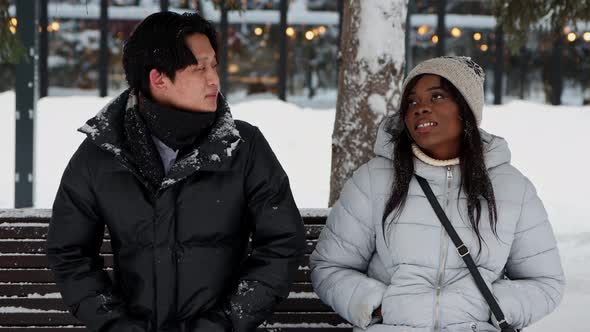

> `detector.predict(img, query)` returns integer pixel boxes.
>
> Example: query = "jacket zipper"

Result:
[433,166,453,332]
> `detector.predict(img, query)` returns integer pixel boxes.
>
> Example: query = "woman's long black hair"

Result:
[382,75,498,249]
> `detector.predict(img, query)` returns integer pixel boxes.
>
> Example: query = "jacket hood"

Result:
[373,116,511,170]
[78,89,242,190]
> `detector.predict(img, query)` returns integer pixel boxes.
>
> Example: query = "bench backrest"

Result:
[0,209,351,331]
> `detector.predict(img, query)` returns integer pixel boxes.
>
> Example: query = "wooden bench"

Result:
[0,209,351,331]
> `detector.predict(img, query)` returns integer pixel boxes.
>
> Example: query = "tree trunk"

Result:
[329,0,408,206]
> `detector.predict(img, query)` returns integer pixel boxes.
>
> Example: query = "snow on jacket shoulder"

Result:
[310,122,565,332]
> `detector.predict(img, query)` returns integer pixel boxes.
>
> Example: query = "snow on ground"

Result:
[1,91,589,329]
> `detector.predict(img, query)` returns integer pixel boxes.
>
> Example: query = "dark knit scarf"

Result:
[123,100,165,193]
[139,94,217,151]
[122,92,219,191]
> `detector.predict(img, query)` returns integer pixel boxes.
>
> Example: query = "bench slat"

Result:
[0,297,332,313]
[0,282,316,298]
[0,225,324,240]
[0,269,312,283]
[0,312,348,326]
[0,328,349,332]
[0,240,319,255]
[0,255,314,270]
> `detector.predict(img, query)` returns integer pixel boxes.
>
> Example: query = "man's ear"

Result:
[149,69,169,92]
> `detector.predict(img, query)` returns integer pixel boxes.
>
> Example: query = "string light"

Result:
[228,63,239,74]
[583,32,590,42]
[50,21,60,32]
[9,17,17,34]
[473,32,482,41]
[450,27,461,38]
[567,32,577,42]
[318,26,326,35]
[254,27,263,36]
[285,27,295,37]
[480,44,488,52]
[431,34,439,44]
[417,25,428,36]
[305,30,315,40]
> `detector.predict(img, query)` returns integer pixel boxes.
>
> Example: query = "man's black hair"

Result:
[122,11,218,99]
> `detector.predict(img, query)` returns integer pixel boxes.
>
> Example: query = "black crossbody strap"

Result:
[415,175,512,330]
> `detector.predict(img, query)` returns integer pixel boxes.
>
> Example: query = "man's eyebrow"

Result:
[195,55,215,61]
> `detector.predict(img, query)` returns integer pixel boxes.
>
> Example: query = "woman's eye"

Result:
[432,93,445,101]
[408,100,417,108]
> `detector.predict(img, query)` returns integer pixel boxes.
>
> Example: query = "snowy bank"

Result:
[0,91,589,330]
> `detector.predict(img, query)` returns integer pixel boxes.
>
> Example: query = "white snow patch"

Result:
[357,1,407,74]
[299,208,330,218]
[226,139,241,157]
[263,323,351,328]
[0,222,48,227]
[368,94,388,115]
[0,209,51,219]
[0,292,61,299]
[0,306,66,313]
[288,291,319,299]
[101,143,121,156]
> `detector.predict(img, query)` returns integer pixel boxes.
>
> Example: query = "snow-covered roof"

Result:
[7,3,509,29]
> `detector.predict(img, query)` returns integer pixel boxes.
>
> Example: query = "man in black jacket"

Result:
[46,12,306,332]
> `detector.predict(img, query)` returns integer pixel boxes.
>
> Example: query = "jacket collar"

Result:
[79,89,242,191]
[373,116,512,183]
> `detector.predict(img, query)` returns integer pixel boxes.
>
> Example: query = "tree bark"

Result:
[329,0,408,206]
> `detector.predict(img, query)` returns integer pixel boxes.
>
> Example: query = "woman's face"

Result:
[404,75,463,160]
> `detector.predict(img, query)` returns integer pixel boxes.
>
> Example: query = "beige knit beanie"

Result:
[402,56,485,126]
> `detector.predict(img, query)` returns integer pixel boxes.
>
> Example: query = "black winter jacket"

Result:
[46,90,306,332]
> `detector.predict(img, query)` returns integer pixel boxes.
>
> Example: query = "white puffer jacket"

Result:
[310,124,565,332]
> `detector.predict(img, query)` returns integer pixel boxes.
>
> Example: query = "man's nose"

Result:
[207,68,219,87]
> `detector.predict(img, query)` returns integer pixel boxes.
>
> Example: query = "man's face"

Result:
[155,33,219,112]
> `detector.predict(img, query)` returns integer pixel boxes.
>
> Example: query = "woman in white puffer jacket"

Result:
[310,56,565,332]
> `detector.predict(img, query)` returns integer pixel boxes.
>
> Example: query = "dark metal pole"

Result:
[336,0,343,74]
[15,0,39,208]
[98,0,108,97]
[220,0,229,95]
[493,26,504,105]
[436,0,446,56]
[277,0,288,101]
[39,0,48,98]
[405,0,413,75]
[551,31,563,105]
[160,0,169,12]
[519,46,527,99]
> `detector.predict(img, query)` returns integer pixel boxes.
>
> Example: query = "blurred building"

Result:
[3,0,590,105]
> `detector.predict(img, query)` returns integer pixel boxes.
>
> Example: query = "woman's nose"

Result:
[413,105,432,116]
